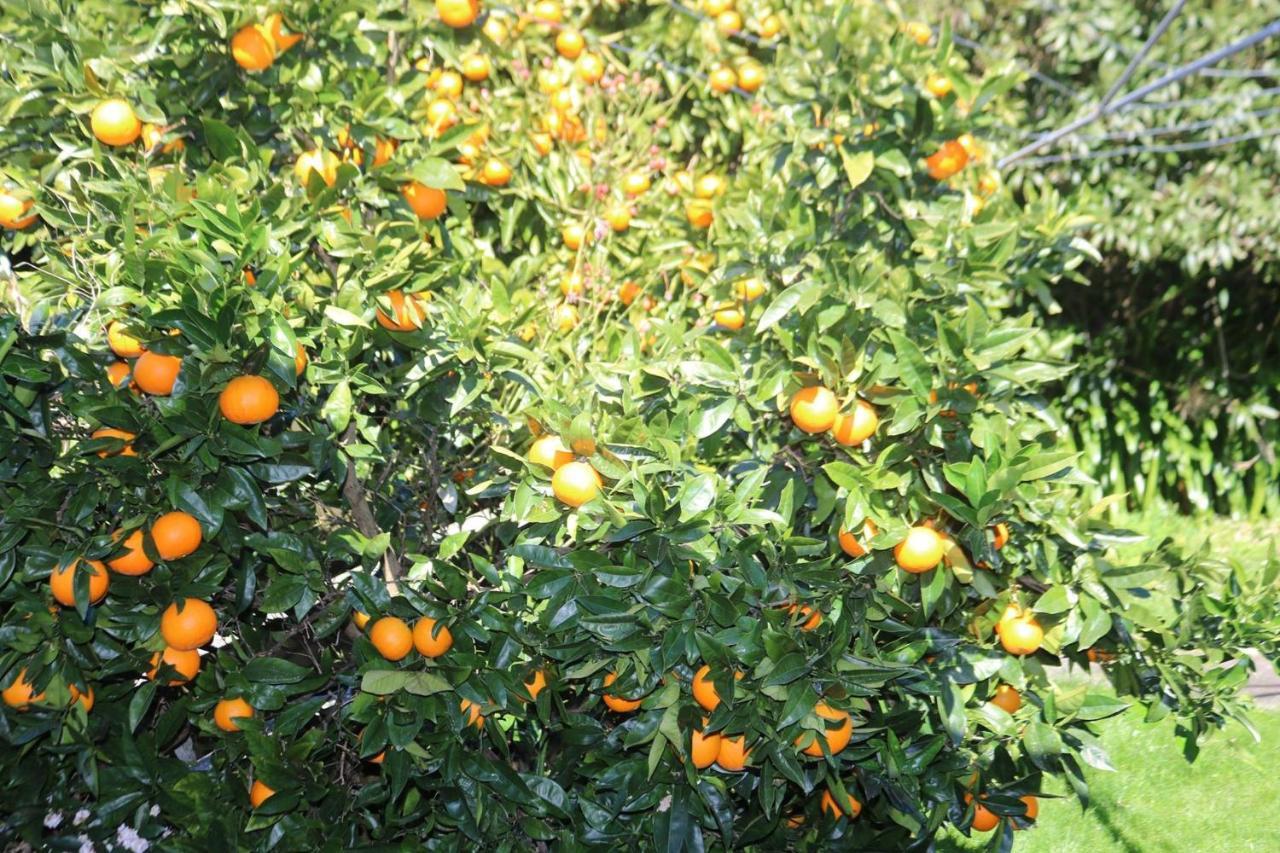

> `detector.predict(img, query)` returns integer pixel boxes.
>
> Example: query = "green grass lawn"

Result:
[1108,504,1279,567]
[936,705,1280,851]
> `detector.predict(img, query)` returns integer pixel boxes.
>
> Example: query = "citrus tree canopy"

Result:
[0,1,1267,849]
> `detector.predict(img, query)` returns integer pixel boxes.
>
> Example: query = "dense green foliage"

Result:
[0,1,1270,850]
[937,0,1280,515]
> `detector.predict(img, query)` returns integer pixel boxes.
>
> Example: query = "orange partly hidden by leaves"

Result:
[797,701,853,757]
[106,361,131,386]
[107,321,145,358]
[691,664,743,712]
[715,734,749,771]
[90,428,136,458]
[999,615,1044,656]
[838,518,877,558]
[602,672,644,713]
[925,139,969,181]
[68,683,94,712]
[412,617,454,658]
[214,697,255,732]
[151,511,202,560]
[249,780,276,808]
[402,182,447,219]
[50,558,109,607]
[132,351,182,395]
[162,598,218,650]
[830,399,879,446]
[375,291,428,332]
[460,697,484,728]
[0,191,37,230]
[691,722,721,769]
[820,789,862,820]
[2,669,46,709]
[790,386,838,433]
[989,684,1022,714]
[219,375,280,425]
[524,668,548,700]
[107,529,154,576]
[528,435,573,470]
[148,646,201,685]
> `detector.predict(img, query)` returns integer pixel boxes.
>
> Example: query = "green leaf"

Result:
[838,149,875,189]
[243,657,311,684]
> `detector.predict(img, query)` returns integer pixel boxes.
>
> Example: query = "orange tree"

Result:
[0,1,1268,849]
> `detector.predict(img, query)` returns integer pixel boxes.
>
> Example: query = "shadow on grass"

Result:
[1089,799,1144,853]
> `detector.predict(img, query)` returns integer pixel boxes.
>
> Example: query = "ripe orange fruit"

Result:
[528,435,573,469]
[352,610,371,631]
[692,665,743,711]
[50,558,109,607]
[560,270,585,297]
[787,603,822,631]
[218,375,280,425]
[895,526,945,573]
[162,598,218,650]
[978,172,1001,196]
[989,684,1022,714]
[530,132,554,155]
[561,222,587,250]
[618,281,642,305]
[820,789,862,820]
[375,290,428,332]
[460,53,490,82]
[249,780,276,809]
[132,351,182,395]
[733,277,766,301]
[436,0,480,28]
[992,522,1010,550]
[372,137,398,168]
[830,399,879,446]
[709,66,737,94]
[413,617,454,658]
[480,157,512,186]
[925,73,953,98]
[790,386,838,433]
[691,722,722,769]
[605,206,631,232]
[524,668,548,700]
[685,199,714,229]
[556,29,585,59]
[67,683,94,712]
[925,140,969,181]
[577,53,605,85]
[737,60,765,93]
[693,174,725,199]
[482,15,508,43]
[622,171,650,196]
[0,192,37,229]
[140,123,183,153]
[402,182,447,219]
[108,529,154,576]
[90,428,136,458]
[554,303,579,332]
[2,669,46,709]
[602,672,644,713]
[151,511,202,560]
[715,734,749,771]
[294,149,340,187]
[294,344,308,377]
[90,99,141,146]
[713,307,744,330]
[532,1,562,23]
[425,97,459,134]
[999,617,1044,656]
[214,697,255,732]
[434,70,464,100]
[460,697,484,728]
[757,14,783,39]
[716,10,743,35]
[904,21,931,45]
[148,646,201,685]
[230,22,276,72]
[968,796,999,832]
[1018,795,1039,822]
[838,518,878,558]
[105,361,131,386]
[796,701,853,757]
[370,616,414,660]
[107,321,144,358]
[552,461,601,507]
[702,0,732,17]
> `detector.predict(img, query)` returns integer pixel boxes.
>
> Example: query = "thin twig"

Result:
[341,423,403,594]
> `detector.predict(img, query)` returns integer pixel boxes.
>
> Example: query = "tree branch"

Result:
[341,422,403,595]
